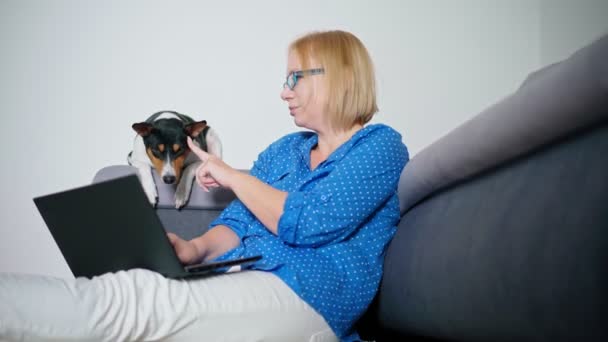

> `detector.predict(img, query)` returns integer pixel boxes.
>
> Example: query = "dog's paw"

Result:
[142,185,159,207]
[174,182,191,209]
[150,195,159,207]
[147,193,159,207]
[174,194,189,209]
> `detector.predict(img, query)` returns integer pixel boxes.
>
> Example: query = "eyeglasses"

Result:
[283,68,324,90]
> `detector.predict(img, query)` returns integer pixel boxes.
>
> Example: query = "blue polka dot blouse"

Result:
[210,123,409,341]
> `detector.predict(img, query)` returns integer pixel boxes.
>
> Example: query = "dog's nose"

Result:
[162,175,176,184]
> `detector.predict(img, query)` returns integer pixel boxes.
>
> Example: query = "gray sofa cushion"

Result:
[398,34,608,214]
[379,123,608,341]
[93,165,236,210]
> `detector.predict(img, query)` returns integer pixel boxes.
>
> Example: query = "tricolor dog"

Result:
[128,111,222,208]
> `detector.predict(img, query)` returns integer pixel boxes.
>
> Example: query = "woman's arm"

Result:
[187,128,408,247]
[227,172,287,235]
[187,137,287,235]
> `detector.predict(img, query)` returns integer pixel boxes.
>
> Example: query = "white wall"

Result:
[0,0,604,278]
[539,0,608,65]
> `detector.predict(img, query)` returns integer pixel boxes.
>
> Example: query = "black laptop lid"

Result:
[33,175,186,278]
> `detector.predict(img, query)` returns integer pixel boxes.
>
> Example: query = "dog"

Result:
[128,110,222,208]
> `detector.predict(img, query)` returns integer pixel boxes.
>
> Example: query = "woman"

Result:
[0,30,408,342]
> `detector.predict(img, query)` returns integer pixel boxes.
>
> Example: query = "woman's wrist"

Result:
[225,168,246,190]
[190,236,208,262]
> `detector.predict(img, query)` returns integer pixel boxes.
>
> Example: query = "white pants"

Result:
[0,269,337,342]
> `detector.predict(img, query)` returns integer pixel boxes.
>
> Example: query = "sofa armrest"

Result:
[398,34,608,214]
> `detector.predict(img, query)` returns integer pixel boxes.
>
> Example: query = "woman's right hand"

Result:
[167,232,203,264]
[187,137,239,191]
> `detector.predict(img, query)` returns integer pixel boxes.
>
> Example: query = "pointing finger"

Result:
[187,137,209,160]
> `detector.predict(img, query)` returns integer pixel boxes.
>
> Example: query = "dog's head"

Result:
[132,118,207,184]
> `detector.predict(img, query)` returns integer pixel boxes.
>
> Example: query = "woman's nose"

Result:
[280,87,293,101]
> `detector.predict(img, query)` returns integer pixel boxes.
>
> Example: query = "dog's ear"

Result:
[132,122,154,137]
[185,120,208,137]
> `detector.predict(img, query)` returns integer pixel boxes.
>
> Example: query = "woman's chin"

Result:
[292,115,303,127]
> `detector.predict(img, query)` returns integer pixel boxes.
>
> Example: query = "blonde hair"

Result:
[289,30,378,131]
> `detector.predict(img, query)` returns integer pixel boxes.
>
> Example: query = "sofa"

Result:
[94,34,607,341]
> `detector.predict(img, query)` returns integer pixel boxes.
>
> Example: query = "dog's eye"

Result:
[151,149,163,158]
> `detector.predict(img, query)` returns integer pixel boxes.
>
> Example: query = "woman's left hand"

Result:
[167,232,204,264]
[187,137,238,191]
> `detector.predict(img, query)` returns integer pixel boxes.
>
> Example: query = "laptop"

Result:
[33,175,261,279]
